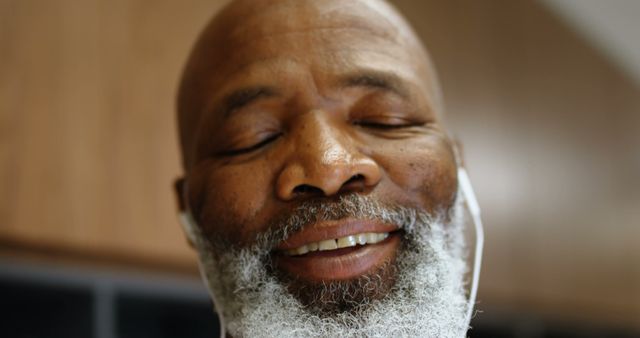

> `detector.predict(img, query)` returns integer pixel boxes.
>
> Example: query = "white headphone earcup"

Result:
[178,211,199,245]
[457,167,484,331]
[458,168,480,217]
[178,210,228,337]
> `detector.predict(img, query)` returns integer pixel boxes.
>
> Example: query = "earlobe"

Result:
[174,177,187,211]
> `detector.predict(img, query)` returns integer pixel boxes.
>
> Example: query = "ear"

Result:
[174,177,196,248]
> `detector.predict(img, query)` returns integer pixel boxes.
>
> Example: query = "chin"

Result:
[271,238,402,315]
[190,195,470,338]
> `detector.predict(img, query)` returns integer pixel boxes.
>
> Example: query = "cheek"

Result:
[374,135,457,212]
[188,160,274,245]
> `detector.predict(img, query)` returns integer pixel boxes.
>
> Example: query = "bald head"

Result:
[177,0,443,169]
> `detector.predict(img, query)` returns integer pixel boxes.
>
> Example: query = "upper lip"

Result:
[275,218,400,251]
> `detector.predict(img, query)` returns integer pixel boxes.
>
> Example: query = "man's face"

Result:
[177,0,466,336]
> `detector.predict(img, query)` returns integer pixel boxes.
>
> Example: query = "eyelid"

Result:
[218,132,282,157]
[353,116,424,129]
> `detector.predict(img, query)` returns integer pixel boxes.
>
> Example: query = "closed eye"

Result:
[354,121,423,130]
[218,133,282,156]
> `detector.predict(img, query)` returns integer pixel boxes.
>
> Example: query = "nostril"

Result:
[344,174,365,186]
[293,184,325,197]
[340,174,366,191]
[339,174,367,193]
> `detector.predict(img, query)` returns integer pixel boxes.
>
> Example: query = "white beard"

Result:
[190,194,469,338]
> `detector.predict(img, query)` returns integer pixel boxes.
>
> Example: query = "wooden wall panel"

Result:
[0,0,227,269]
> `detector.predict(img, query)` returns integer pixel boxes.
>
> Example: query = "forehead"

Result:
[211,36,427,102]
[178,0,439,165]
[210,5,428,86]
[223,0,411,43]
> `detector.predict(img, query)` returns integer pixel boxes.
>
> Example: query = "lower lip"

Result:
[274,232,401,281]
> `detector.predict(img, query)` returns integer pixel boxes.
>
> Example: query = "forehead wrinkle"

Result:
[217,29,408,80]
[221,1,405,49]
[210,39,418,93]
[224,26,403,63]
[220,1,384,49]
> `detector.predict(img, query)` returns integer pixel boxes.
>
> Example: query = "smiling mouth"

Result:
[283,232,391,256]
[273,219,403,281]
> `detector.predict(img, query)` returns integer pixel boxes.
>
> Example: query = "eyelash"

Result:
[218,120,422,157]
[354,120,421,130]
[219,133,282,156]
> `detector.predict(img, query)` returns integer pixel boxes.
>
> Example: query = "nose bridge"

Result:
[276,110,382,200]
[298,111,353,167]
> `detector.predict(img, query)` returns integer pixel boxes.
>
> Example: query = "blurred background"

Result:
[1,0,638,337]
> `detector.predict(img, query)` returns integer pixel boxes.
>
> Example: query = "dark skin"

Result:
[176,0,458,289]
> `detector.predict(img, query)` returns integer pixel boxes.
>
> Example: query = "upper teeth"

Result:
[285,232,389,256]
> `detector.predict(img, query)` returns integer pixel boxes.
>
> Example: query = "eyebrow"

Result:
[340,71,411,98]
[215,71,409,118]
[219,86,279,118]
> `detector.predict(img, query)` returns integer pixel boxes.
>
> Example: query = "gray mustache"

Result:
[253,194,423,252]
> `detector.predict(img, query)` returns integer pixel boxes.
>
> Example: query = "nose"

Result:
[276,112,382,201]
